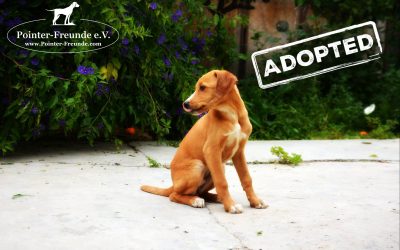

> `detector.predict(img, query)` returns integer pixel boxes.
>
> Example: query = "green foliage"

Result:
[146,156,161,168]
[0,0,244,154]
[270,146,303,166]
[366,117,398,139]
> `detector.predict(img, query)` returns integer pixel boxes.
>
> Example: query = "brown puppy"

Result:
[141,70,268,213]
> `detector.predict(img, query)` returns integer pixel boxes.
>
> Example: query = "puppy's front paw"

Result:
[192,197,205,208]
[251,199,269,209]
[228,204,243,214]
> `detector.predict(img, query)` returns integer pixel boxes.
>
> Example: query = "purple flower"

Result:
[21,99,29,107]
[30,58,39,66]
[178,37,188,50]
[31,106,39,115]
[163,72,173,81]
[206,30,212,37]
[191,59,199,65]
[95,83,103,96]
[122,38,129,45]
[97,122,104,130]
[86,67,94,75]
[157,33,166,45]
[134,45,140,55]
[77,65,86,74]
[58,119,66,127]
[176,107,184,115]
[95,83,110,96]
[149,2,157,10]
[77,65,95,75]
[109,77,117,84]
[19,49,29,57]
[163,56,171,67]
[174,51,181,59]
[171,9,182,22]
[95,89,102,96]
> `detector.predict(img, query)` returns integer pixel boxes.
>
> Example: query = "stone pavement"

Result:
[0,139,399,250]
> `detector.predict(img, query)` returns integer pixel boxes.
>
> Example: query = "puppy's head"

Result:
[182,70,237,114]
[73,2,80,7]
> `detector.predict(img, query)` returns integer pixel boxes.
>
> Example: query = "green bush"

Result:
[0,0,244,154]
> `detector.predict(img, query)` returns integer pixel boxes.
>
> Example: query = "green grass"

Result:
[270,146,303,166]
[146,156,161,168]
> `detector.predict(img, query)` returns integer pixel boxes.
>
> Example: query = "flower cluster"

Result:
[122,38,129,46]
[171,9,182,22]
[30,58,39,66]
[163,72,174,81]
[95,83,110,96]
[157,33,166,45]
[163,56,171,67]
[149,2,157,10]
[31,106,39,115]
[77,65,95,75]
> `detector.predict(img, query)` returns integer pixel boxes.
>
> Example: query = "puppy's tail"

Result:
[140,185,173,197]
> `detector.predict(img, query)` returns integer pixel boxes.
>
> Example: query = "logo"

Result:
[47,2,80,26]
[6,2,119,54]
[251,21,383,89]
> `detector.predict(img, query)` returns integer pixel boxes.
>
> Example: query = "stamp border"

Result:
[251,21,383,89]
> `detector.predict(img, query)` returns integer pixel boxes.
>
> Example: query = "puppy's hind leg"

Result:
[169,160,206,208]
[169,192,205,208]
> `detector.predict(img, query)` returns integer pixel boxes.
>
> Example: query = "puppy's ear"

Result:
[216,70,238,95]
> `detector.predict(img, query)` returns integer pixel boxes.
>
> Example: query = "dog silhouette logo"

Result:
[46,2,80,26]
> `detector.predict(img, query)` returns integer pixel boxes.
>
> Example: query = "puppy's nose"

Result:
[183,101,191,110]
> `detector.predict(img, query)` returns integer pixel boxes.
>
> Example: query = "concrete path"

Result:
[0,139,399,250]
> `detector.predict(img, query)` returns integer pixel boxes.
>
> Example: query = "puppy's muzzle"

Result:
[183,101,191,111]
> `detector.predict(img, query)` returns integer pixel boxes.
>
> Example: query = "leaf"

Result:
[101,116,112,134]
[99,66,108,80]
[65,98,75,106]
[74,53,84,65]
[63,81,70,91]
[112,68,118,80]
[111,58,121,70]
[45,77,58,89]
[48,95,58,109]
[12,193,30,199]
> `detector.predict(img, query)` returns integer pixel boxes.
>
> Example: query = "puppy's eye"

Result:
[199,85,206,91]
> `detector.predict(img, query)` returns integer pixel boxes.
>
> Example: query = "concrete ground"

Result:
[0,139,399,250]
